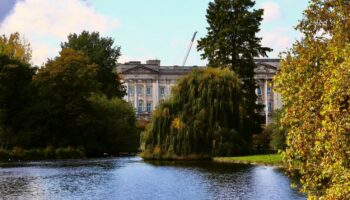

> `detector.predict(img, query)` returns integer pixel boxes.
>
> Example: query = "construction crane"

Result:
[182,31,197,66]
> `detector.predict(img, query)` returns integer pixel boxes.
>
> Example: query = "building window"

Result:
[137,85,143,95]
[257,86,262,96]
[160,87,165,96]
[146,102,152,113]
[146,87,151,96]
[268,102,272,112]
[128,85,134,96]
[138,100,143,113]
[267,86,271,95]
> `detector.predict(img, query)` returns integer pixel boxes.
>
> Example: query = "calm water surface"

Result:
[0,157,305,200]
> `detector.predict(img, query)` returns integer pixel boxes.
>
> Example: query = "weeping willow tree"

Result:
[141,67,249,159]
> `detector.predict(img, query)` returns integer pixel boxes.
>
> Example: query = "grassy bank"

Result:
[213,154,283,166]
[140,151,211,160]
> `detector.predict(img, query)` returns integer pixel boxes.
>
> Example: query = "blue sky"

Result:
[0,0,309,66]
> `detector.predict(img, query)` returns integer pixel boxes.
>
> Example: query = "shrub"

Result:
[10,147,25,160]
[0,148,9,161]
[55,147,85,159]
[23,149,45,160]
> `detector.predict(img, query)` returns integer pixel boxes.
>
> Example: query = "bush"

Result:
[55,147,85,159]
[43,145,55,159]
[10,147,25,160]
[23,149,45,160]
[269,110,286,151]
[0,148,9,161]
[252,125,272,154]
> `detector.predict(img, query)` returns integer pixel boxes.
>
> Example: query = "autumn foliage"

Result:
[274,0,350,198]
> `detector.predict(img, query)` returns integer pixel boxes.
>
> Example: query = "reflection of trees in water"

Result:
[145,160,255,199]
[0,157,305,200]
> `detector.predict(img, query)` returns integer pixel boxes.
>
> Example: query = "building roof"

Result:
[117,59,280,75]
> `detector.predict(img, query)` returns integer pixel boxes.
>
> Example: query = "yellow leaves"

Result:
[0,32,32,63]
[162,107,170,117]
[274,1,350,198]
[171,117,184,130]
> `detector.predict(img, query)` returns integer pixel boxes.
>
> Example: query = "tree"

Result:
[274,0,350,198]
[269,109,286,151]
[0,32,32,63]
[32,48,100,147]
[29,48,138,155]
[197,0,272,139]
[61,31,125,98]
[141,68,245,159]
[81,94,138,156]
[0,54,35,148]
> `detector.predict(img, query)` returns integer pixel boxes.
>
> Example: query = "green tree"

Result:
[81,94,138,156]
[197,0,272,139]
[0,32,32,63]
[274,0,350,198]
[32,48,100,147]
[269,109,286,151]
[0,54,35,148]
[141,67,245,159]
[61,31,125,98]
[29,48,138,155]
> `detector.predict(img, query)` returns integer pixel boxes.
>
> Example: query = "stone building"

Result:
[117,59,281,124]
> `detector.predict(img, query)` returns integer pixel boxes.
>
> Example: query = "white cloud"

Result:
[0,0,119,66]
[261,1,282,23]
[259,27,295,57]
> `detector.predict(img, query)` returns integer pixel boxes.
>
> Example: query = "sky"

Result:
[0,0,309,66]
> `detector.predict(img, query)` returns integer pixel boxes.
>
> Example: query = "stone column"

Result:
[152,80,157,110]
[265,79,268,125]
[143,80,146,112]
[134,81,137,111]
[155,79,159,107]
[123,82,128,102]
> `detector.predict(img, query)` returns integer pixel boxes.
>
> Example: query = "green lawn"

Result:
[213,154,282,166]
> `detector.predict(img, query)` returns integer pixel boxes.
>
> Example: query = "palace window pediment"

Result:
[254,63,277,74]
[123,65,159,74]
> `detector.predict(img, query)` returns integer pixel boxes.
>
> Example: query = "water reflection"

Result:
[0,157,305,200]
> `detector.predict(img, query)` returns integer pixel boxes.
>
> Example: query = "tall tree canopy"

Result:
[0,32,32,63]
[61,31,125,98]
[274,0,350,198]
[0,55,35,148]
[28,48,138,154]
[141,68,246,159]
[32,48,101,147]
[197,0,271,137]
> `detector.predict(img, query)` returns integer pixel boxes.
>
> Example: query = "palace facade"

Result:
[117,59,281,124]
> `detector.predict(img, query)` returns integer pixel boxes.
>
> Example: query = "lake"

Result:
[0,157,305,200]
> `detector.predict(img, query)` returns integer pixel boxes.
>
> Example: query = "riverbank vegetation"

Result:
[213,154,282,166]
[0,31,139,158]
[274,0,350,198]
[0,146,85,161]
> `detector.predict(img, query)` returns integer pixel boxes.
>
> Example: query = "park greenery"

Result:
[0,32,32,63]
[141,67,242,159]
[0,32,138,159]
[197,0,271,138]
[213,154,282,166]
[0,0,349,198]
[274,0,350,198]
[141,0,270,159]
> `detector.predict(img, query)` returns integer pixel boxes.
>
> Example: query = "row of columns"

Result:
[127,79,168,113]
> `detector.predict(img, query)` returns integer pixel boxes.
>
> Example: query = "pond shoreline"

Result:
[212,154,284,168]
